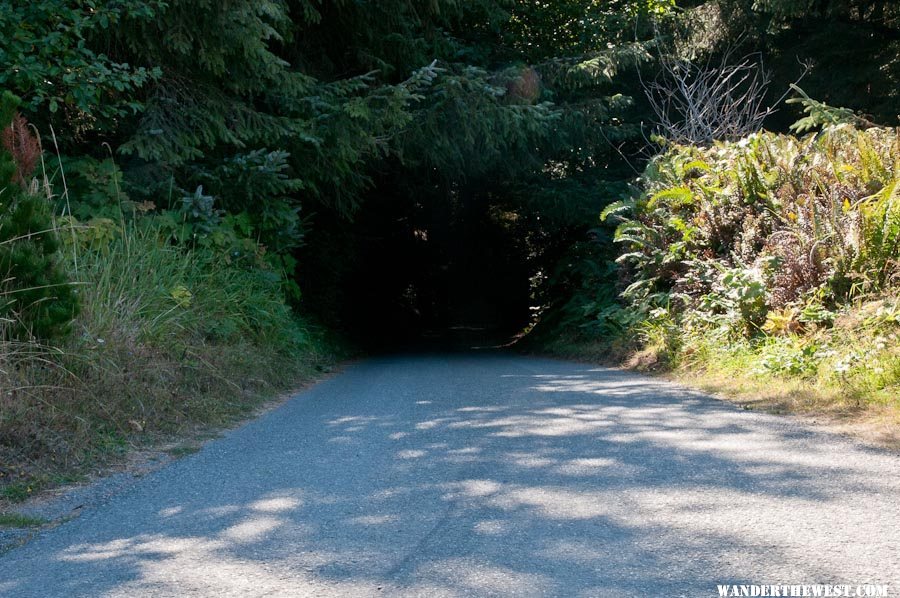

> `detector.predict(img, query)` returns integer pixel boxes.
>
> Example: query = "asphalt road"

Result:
[1,354,899,597]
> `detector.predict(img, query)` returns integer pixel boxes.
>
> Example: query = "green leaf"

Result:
[647,186,694,209]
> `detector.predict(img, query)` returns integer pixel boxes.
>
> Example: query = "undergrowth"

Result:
[0,98,343,501]
[1,226,341,500]
[543,123,900,432]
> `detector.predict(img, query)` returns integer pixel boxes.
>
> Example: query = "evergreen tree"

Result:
[0,1,696,335]
[680,0,900,126]
[0,92,78,340]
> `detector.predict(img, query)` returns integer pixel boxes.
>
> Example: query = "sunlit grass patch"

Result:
[0,513,47,528]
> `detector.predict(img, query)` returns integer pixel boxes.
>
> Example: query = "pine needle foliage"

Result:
[0,92,78,340]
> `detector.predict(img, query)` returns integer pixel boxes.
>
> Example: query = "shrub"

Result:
[76,224,309,353]
[602,124,899,336]
[0,92,78,340]
[1,222,331,473]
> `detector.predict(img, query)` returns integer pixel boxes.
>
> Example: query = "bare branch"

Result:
[644,51,777,146]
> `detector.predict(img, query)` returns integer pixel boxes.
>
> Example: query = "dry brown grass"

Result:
[669,368,900,450]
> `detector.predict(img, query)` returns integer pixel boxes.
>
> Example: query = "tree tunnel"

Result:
[299,180,547,351]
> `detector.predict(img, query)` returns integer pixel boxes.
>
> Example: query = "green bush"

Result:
[0,92,78,340]
[559,122,900,410]
[73,222,310,356]
[602,124,900,336]
[0,2,159,129]
[2,221,334,474]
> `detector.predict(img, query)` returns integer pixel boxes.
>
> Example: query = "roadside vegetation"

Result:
[542,118,899,436]
[528,2,900,439]
[1,201,339,501]
[1,94,339,502]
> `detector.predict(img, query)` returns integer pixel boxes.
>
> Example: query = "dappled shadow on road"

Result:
[2,354,899,597]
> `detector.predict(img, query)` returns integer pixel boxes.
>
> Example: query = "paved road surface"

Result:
[1,354,898,597]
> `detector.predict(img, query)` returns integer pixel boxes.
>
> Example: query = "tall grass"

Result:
[1,106,340,499]
[1,223,337,496]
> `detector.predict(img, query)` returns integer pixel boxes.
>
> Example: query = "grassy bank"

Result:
[536,124,900,444]
[1,226,343,503]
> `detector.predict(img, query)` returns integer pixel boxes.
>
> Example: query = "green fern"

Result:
[647,186,694,209]
[599,199,635,222]
[857,177,900,287]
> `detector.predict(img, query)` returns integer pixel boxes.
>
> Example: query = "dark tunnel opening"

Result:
[299,184,540,352]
